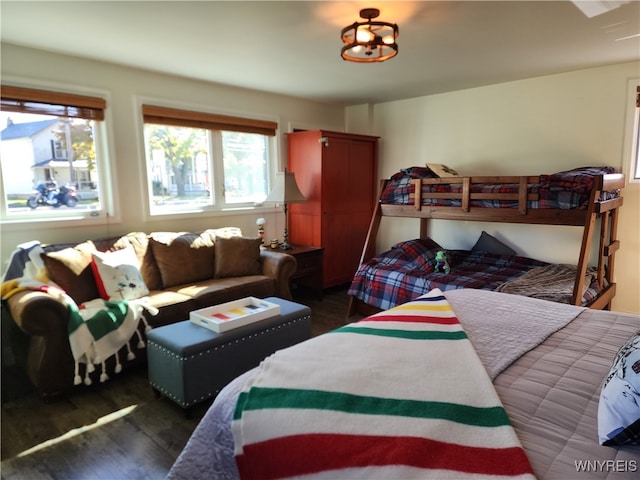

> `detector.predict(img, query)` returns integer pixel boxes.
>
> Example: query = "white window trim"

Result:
[622,78,640,184]
[133,95,281,222]
[0,77,120,226]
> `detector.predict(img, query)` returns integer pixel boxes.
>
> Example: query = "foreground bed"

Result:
[168,289,640,479]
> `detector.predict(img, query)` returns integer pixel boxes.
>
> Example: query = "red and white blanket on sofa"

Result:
[231,289,535,479]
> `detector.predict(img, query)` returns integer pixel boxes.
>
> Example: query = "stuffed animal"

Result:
[434,250,450,274]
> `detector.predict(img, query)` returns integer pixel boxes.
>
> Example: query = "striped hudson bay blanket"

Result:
[232,289,535,479]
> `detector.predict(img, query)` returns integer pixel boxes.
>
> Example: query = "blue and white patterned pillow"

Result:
[598,332,640,446]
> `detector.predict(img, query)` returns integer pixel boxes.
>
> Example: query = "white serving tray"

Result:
[189,297,281,333]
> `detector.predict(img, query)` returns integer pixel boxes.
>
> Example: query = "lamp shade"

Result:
[264,170,306,204]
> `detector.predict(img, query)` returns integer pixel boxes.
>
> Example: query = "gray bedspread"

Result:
[494,307,640,479]
[168,368,250,480]
[168,290,640,480]
[445,288,585,379]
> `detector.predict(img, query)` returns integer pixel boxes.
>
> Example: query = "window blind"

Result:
[142,105,277,136]
[1,86,106,121]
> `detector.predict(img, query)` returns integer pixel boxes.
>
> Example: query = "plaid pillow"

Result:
[389,237,443,272]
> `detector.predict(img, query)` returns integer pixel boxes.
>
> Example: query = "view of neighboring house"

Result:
[0,117,96,198]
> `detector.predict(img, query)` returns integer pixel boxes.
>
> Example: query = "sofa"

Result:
[3,227,297,399]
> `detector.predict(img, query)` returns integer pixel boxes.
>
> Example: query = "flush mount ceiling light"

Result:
[341,8,399,63]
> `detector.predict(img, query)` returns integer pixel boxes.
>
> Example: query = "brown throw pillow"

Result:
[125,232,162,291]
[149,232,216,288]
[41,241,100,304]
[214,236,262,278]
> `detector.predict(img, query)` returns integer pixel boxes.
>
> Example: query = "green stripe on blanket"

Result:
[335,325,468,340]
[232,288,534,479]
[235,387,510,427]
[67,300,128,338]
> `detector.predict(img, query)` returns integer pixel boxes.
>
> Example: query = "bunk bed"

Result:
[348,166,625,315]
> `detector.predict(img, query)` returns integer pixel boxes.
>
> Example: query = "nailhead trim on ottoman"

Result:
[146,297,311,410]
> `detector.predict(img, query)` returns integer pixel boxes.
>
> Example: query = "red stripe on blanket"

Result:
[367,314,459,325]
[236,433,533,479]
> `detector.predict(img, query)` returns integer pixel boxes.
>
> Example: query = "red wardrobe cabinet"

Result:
[287,130,378,289]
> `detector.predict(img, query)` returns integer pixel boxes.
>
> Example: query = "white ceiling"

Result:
[1,1,639,105]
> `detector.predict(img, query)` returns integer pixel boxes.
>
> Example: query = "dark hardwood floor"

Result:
[0,286,363,480]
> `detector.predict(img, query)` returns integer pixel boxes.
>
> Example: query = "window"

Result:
[0,86,109,220]
[142,105,277,215]
[632,85,640,180]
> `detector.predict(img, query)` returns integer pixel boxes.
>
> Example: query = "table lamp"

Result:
[264,169,306,250]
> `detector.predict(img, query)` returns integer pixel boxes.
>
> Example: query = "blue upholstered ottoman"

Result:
[146,297,311,411]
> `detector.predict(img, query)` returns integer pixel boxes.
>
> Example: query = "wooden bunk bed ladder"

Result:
[572,173,624,309]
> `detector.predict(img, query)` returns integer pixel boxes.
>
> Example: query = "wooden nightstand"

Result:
[275,244,324,299]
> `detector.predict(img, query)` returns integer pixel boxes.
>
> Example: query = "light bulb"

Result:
[382,35,395,45]
[356,27,374,43]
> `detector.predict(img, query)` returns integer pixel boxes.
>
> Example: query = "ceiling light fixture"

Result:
[341,8,399,63]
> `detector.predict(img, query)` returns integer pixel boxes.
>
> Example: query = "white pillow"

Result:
[597,332,640,446]
[91,246,149,301]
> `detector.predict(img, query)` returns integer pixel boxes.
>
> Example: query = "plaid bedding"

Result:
[380,166,616,209]
[348,239,603,310]
[348,239,548,310]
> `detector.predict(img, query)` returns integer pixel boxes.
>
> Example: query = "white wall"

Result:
[0,43,345,271]
[347,62,640,313]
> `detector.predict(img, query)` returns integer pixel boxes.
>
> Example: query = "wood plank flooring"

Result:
[1,286,362,480]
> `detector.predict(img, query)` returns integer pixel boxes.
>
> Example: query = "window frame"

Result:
[0,83,117,226]
[633,85,640,181]
[140,102,279,218]
[623,80,640,183]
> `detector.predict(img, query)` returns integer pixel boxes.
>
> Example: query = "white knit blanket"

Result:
[232,289,535,479]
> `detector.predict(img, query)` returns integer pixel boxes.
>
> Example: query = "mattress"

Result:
[168,291,640,480]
